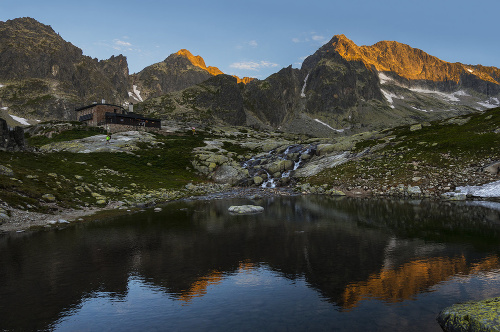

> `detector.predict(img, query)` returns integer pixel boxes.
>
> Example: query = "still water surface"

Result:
[1,195,500,331]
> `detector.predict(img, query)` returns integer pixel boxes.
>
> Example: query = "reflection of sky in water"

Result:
[5,196,500,331]
[53,262,500,332]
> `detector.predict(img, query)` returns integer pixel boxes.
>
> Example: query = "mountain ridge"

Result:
[327,34,500,86]
[1,17,499,135]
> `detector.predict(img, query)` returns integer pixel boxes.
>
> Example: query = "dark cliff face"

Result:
[0,118,24,151]
[243,66,305,127]
[195,75,246,126]
[302,44,384,114]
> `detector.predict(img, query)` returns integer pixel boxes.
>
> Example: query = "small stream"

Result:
[241,144,317,187]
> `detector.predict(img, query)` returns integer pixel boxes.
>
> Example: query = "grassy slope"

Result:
[308,107,500,194]
[1,107,499,213]
[0,129,207,212]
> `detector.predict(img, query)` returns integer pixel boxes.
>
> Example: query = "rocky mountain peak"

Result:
[325,35,500,86]
[175,49,254,84]
[175,49,223,76]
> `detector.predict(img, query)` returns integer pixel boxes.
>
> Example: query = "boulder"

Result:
[253,176,264,186]
[410,123,422,131]
[294,152,350,178]
[0,212,9,224]
[407,186,422,196]
[437,297,500,332]
[328,189,346,196]
[0,165,14,177]
[42,194,56,202]
[265,160,293,174]
[228,205,264,214]
[441,192,467,201]
[484,161,500,175]
[211,165,246,185]
[316,144,336,156]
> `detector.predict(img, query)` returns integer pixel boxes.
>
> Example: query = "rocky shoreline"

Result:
[0,186,299,234]
[3,181,500,234]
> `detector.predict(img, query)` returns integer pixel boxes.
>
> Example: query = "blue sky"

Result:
[1,0,499,79]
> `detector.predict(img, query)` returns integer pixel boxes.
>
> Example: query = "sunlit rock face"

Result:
[318,34,500,87]
[130,49,254,102]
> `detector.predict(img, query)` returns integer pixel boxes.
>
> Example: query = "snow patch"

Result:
[381,89,404,108]
[301,73,309,98]
[0,84,4,88]
[466,68,474,73]
[9,114,30,125]
[409,88,463,102]
[378,72,393,84]
[314,119,345,132]
[1,106,8,111]
[455,180,500,198]
[478,97,500,109]
[411,106,429,113]
[129,85,143,102]
[453,90,469,97]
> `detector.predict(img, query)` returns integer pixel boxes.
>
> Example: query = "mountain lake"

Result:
[1,195,500,331]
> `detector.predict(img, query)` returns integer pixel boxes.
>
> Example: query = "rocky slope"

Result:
[133,35,500,136]
[128,49,254,103]
[0,18,129,120]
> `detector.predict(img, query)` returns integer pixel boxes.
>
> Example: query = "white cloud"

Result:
[236,40,259,50]
[114,40,132,47]
[293,32,328,44]
[230,61,279,71]
[312,35,325,42]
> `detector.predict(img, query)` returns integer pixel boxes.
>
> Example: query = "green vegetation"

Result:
[0,128,208,212]
[308,107,500,191]
[26,127,105,147]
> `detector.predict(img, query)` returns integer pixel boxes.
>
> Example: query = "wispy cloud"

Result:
[292,32,328,44]
[114,39,132,47]
[112,39,133,50]
[312,35,326,42]
[236,40,259,50]
[95,37,141,53]
[230,60,279,71]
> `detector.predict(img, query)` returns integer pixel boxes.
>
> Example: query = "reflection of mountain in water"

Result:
[1,196,500,330]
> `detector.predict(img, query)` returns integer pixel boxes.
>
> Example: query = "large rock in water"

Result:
[437,297,500,331]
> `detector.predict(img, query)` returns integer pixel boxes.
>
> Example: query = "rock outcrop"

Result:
[0,117,25,151]
[437,297,500,332]
[228,205,264,214]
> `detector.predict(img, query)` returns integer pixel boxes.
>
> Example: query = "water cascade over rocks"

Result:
[241,144,317,188]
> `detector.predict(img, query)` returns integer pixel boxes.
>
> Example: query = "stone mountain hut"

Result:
[75,103,161,130]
